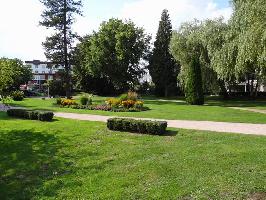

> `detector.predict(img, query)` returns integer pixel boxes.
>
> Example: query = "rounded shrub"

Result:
[80,96,89,105]
[11,91,24,101]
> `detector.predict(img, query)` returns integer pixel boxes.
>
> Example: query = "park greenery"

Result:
[39,0,83,98]
[55,91,147,112]
[1,113,266,199]
[73,18,151,95]
[0,1,266,198]
[148,9,180,97]
[0,0,265,105]
[0,58,32,98]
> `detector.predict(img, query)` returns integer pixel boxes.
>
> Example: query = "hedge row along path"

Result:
[55,112,266,136]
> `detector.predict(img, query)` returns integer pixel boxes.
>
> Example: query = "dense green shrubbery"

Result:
[80,94,93,105]
[11,90,24,101]
[7,109,54,121]
[107,118,167,135]
[185,56,204,105]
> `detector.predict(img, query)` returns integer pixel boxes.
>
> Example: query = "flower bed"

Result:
[56,92,149,112]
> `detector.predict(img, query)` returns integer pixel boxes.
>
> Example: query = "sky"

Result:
[0,0,232,61]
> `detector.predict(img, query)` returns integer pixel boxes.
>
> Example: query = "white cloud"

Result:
[0,0,50,60]
[120,0,232,36]
[0,0,232,61]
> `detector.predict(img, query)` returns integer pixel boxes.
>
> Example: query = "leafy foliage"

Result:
[11,91,24,101]
[7,109,54,121]
[148,9,180,97]
[0,58,32,97]
[73,19,151,93]
[107,118,167,135]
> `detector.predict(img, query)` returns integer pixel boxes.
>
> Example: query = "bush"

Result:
[7,109,54,121]
[11,90,24,101]
[38,111,54,121]
[56,98,62,105]
[80,96,89,105]
[185,56,204,105]
[80,94,93,106]
[107,118,167,135]
[119,93,128,101]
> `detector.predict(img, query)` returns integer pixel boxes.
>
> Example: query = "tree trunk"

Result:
[164,85,169,97]
[64,0,71,99]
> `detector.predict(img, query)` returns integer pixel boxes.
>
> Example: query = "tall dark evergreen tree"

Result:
[185,55,204,105]
[148,9,179,97]
[39,0,82,98]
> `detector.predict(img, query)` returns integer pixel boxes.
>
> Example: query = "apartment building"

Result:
[25,60,64,84]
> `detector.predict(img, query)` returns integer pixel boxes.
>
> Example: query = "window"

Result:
[35,65,38,68]
[35,71,38,74]
[42,65,46,69]
[42,71,45,74]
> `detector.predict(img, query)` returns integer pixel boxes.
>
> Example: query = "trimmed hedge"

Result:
[7,109,54,121]
[107,118,167,135]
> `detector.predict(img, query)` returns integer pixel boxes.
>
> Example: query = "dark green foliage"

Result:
[80,96,89,105]
[119,93,128,101]
[73,19,151,93]
[7,109,54,122]
[185,56,204,105]
[38,112,54,121]
[107,118,167,135]
[48,80,65,97]
[148,9,180,97]
[56,98,62,105]
[39,0,82,98]
[11,91,24,101]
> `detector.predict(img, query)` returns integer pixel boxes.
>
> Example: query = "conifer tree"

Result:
[148,9,179,97]
[185,55,204,105]
[39,0,82,98]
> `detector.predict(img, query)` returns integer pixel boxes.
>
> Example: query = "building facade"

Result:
[25,60,64,84]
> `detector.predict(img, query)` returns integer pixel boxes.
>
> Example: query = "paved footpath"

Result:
[55,112,266,136]
[230,107,266,114]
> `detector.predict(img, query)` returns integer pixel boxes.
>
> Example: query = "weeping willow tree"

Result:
[212,0,266,96]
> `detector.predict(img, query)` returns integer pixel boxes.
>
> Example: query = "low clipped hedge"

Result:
[7,109,54,122]
[107,118,167,135]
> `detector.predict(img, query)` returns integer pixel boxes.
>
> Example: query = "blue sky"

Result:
[0,0,232,61]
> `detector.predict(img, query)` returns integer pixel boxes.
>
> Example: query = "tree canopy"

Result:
[39,0,83,98]
[148,9,180,97]
[74,18,151,94]
[0,58,32,97]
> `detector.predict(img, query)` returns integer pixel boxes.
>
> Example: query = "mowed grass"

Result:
[0,112,266,199]
[9,96,266,124]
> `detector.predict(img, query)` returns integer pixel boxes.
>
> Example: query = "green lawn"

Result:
[9,97,266,124]
[0,112,266,199]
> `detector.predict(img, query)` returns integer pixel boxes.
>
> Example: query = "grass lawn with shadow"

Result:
[0,111,266,199]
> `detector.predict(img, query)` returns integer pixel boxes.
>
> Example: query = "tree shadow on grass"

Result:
[162,130,178,136]
[0,129,66,199]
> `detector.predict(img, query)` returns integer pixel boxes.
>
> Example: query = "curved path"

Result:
[230,107,266,114]
[55,112,266,136]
